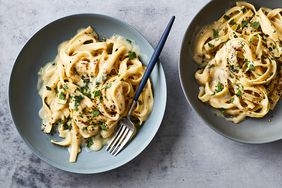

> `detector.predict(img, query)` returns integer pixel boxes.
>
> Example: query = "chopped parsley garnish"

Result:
[215,82,224,93]
[223,15,230,20]
[241,8,247,13]
[60,116,72,130]
[251,21,260,29]
[126,39,132,43]
[213,29,219,38]
[230,65,238,72]
[208,43,214,48]
[236,89,242,97]
[80,86,91,98]
[63,84,68,90]
[93,90,101,98]
[128,51,137,60]
[63,123,72,130]
[247,61,255,70]
[73,95,84,110]
[86,138,94,148]
[241,20,248,28]
[46,86,51,91]
[92,110,100,117]
[58,92,65,100]
[83,39,93,44]
[82,127,87,131]
[219,108,225,113]
[229,19,235,25]
[104,83,112,89]
[81,75,90,84]
[100,122,107,130]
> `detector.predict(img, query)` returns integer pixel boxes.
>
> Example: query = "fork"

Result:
[106,16,175,156]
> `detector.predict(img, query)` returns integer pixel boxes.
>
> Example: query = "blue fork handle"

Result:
[133,16,175,101]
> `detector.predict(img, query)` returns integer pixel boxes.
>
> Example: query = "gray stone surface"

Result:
[1,0,282,187]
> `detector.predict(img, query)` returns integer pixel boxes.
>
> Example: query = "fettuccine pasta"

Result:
[193,2,282,123]
[38,26,153,162]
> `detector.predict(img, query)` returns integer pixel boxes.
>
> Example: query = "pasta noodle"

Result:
[38,26,153,162]
[193,2,282,123]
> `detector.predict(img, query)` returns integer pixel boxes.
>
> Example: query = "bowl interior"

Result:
[179,0,282,143]
[9,14,166,173]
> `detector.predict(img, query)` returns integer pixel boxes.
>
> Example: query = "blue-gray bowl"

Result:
[179,0,282,144]
[9,14,167,173]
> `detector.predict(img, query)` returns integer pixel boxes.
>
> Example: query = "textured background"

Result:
[1,0,282,187]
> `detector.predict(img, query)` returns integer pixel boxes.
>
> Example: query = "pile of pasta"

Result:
[38,27,153,162]
[194,2,282,123]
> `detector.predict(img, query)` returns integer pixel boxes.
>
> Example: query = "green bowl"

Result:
[179,0,282,143]
[9,14,167,173]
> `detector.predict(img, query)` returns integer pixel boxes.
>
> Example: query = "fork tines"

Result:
[106,123,134,156]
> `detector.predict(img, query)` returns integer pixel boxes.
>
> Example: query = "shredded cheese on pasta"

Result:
[194,2,282,123]
[38,26,153,162]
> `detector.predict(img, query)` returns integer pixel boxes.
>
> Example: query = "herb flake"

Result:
[58,92,65,100]
[241,8,247,13]
[128,51,137,60]
[251,22,260,29]
[63,123,72,130]
[86,138,94,148]
[208,43,214,48]
[104,83,112,89]
[215,82,224,93]
[236,89,242,97]
[229,19,235,25]
[63,84,68,90]
[93,90,101,98]
[247,61,255,71]
[100,122,107,130]
[60,116,72,130]
[223,15,230,20]
[213,29,219,38]
[241,20,248,28]
[92,110,100,117]
[73,95,84,110]
[46,86,52,91]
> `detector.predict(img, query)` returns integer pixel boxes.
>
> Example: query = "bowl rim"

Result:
[178,0,281,144]
[8,13,167,174]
